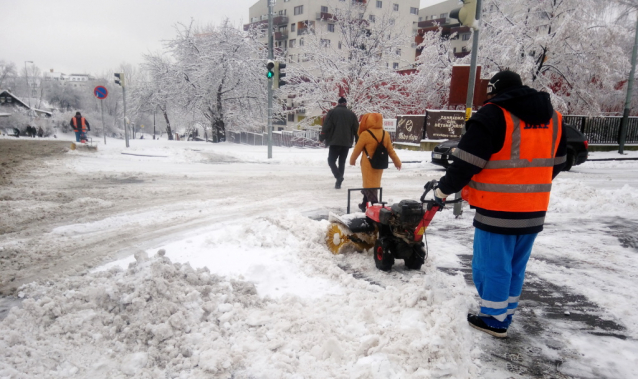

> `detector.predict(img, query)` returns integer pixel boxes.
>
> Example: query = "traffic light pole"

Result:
[453,0,482,217]
[123,85,129,148]
[267,0,274,159]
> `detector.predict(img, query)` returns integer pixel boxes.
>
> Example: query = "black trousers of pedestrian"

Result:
[327,145,350,180]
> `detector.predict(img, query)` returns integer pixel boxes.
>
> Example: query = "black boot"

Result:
[335,177,344,189]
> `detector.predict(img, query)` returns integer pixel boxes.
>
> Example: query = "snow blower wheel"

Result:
[404,243,426,270]
[373,238,394,271]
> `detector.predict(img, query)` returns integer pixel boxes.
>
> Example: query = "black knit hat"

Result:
[76,111,81,116]
[487,70,522,95]
[338,97,347,104]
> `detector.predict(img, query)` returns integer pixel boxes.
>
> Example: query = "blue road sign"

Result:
[94,86,108,99]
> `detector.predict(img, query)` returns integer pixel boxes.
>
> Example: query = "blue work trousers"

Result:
[472,228,537,328]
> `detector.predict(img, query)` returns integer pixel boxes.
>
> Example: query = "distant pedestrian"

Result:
[37,126,44,138]
[319,97,359,189]
[349,113,402,211]
[70,112,90,142]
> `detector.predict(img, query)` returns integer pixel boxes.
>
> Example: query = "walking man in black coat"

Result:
[320,97,359,189]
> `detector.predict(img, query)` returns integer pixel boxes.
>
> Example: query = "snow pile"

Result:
[0,245,482,378]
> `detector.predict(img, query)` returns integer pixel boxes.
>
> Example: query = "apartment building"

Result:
[246,0,420,65]
[416,0,472,58]
[245,0,420,125]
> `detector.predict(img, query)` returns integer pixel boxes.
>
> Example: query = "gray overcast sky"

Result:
[0,0,444,77]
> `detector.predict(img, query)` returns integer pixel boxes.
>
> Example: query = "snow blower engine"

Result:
[325,180,462,271]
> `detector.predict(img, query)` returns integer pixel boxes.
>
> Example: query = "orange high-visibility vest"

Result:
[464,106,563,213]
[72,117,87,132]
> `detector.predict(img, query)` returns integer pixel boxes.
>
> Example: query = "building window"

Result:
[321,39,331,47]
[338,41,342,49]
[440,13,448,18]
[291,23,296,32]
[321,6,328,13]
[393,3,399,11]
[396,48,401,56]
[462,33,471,41]
[289,39,296,48]
[328,23,335,32]
[410,7,418,15]
[288,113,295,122]
[389,18,395,25]
[369,14,376,23]
[376,0,382,8]
[393,62,399,69]
[294,5,303,15]
[462,46,468,52]
[299,37,305,46]
[0,97,5,103]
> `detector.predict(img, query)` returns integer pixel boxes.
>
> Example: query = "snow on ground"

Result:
[1,134,638,378]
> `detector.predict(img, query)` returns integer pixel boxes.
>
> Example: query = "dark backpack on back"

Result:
[364,130,389,169]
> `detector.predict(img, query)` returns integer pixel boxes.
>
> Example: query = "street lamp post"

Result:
[153,106,156,140]
[24,61,33,108]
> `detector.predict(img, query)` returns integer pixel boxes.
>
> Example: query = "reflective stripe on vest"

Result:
[72,117,86,132]
[463,106,562,213]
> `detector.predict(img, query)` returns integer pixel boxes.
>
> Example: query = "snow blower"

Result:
[325,180,462,271]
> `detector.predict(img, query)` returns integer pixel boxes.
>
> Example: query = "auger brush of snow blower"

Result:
[326,213,377,254]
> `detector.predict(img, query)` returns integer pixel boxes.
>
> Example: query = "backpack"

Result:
[363,130,389,169]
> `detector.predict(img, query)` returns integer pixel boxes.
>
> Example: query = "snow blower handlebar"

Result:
[420,180,463,211]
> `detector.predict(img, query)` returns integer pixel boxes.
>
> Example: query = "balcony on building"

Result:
[275,31,289,40]
[316,12,334,21]
[273,15,289,25]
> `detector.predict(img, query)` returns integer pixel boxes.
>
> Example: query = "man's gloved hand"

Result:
[433,187,449,208]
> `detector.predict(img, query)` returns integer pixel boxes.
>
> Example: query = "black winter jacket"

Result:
[438,85,567,235]
[320,105,359,147]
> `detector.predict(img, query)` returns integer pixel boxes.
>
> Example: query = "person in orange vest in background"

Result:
[432,70,567,338]
[70,111,90,143]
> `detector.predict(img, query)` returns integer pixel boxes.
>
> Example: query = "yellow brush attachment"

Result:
[325,222,376,255]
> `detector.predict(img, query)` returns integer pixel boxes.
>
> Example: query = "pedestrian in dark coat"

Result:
[319,97,359,189]
[433,70,567,338]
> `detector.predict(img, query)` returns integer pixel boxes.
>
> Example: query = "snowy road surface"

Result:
[1,136,637,378]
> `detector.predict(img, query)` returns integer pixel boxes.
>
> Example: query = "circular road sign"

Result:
[94,86,108,99]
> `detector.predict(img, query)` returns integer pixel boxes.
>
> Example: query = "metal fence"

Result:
[563,116,638,144]
[227,130,324,148]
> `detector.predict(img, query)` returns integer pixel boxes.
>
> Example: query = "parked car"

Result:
[430,124,588,171]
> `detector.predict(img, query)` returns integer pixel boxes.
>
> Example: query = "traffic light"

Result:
[266,60,275,79]
[450,0,477,29]
[274,61,287,89]
[114,72,125,87]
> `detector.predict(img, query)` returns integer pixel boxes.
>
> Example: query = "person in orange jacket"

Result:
[70,111,90,142]
[349,113,402,211]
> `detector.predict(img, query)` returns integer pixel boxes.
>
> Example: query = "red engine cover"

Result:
[365,204,391,222]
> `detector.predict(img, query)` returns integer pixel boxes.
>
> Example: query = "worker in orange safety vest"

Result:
[432,70,567,338]
[70,111,91,143]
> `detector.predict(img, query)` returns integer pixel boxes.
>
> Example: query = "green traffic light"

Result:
[267,71,274,78]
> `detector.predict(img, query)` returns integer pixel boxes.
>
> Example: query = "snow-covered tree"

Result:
[281,0,418,124]
[0,60,17,90]
[477,0,630,115]
[164,20,268,142]
[132,54,176,139]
